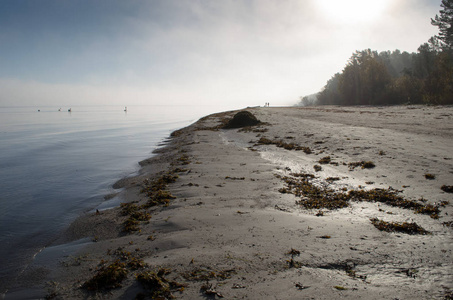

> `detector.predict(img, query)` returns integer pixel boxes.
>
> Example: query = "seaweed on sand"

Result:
[83,260,129,291]
[424,173,436,180]
[326,177,341,182]
[286,248,301,256]
[443,221,453,228]
[141,174,178,195]
[238,126,268,133]
[370,218,430,235]
[143,190,176,208]
[123,210,151,233]
[120,202,152,233]
[286,258,302,268]
[120,203,140,216]
[129,210,151,222]
[136,268,186,299]
[441,185,453,193]
[123,218,140,232]
[171,167,188,173]
[256,137,273,145]
[318,235,331,239]
[318,156,331,164]
[348,188,441,219]
[317,261,365,281]
[225,176,245,180]
[175,154,191,165]
[112,249,147,270]
[348,161,375,170]
[141,173,178,208]
[285,248,303,268]
[291,173,315,179]
[256,137,312,154]
[200,282,224,298]
[280,174,349,210]
[122,172,179,232]
[279,174,442,218]
[120,203,151,221]
[182,267,235,281]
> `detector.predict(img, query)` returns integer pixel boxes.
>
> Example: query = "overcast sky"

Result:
[0,0,441,108]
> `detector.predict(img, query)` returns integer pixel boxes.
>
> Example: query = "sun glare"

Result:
[315,0,391,24]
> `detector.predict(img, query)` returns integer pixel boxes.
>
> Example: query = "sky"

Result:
[0,0,442,108]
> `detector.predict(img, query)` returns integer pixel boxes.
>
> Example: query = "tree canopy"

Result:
[302,0,453,106]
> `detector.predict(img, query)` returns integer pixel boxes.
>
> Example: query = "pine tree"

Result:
[431,0,453,50]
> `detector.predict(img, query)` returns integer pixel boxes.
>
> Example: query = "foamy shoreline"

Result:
[7,106,453,299]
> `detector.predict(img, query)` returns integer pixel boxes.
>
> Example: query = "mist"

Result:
[0,0,440,107]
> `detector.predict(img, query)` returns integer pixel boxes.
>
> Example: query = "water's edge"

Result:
[0,105,236,296]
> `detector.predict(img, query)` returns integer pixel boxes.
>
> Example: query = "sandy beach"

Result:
[8,105,453,299]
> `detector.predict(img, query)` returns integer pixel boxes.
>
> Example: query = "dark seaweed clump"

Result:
[370,218,430,235]
[441,185,453,193]
[141,173,179,208]
[444,290,453,300]
[223,111,261,129]
[348,161,375,170]
[120,203,152,232]
[256,137,312,154]
[83,260,129,291]
[136,269,186,299]
[279,173,349,210]
[424,173,436,180]
[318,156,331,164]
[285,248,303,269]
[120,171,181,233]
[443,221,453,228]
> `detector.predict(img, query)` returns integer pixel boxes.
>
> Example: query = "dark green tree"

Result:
[337,49,391,105]
[431,0,453,50]
[388,75,423,104]
[317,73,342,105]
[413,43,437,78]
[339,54,362,105]
[422,51,453,104]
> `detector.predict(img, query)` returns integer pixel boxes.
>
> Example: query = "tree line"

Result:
[301,0,453,106]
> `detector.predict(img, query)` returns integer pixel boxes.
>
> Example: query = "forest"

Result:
[301,0,453,106]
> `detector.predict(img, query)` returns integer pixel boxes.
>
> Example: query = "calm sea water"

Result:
[0,104,231,294]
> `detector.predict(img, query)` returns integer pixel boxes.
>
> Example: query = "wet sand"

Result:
[7,105,453,299]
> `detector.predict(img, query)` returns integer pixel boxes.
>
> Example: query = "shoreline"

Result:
[7,106,453,299]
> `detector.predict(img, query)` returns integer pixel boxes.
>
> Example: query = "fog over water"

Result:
[0,0,440,107]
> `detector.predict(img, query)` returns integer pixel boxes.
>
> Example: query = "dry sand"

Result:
[7,106,453,299]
